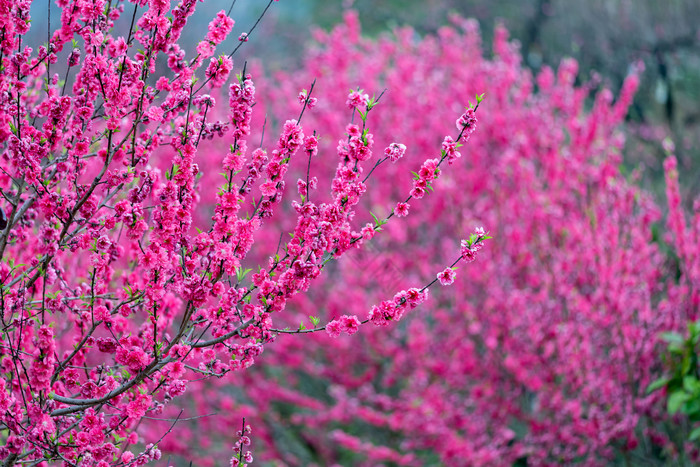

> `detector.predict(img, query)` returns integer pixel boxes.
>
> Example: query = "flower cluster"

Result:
[461,226,487,263]
[298,89,318,109]
[325,315,362,337]
[410,158,440,199]
[198,10,235,59]
[346,89,370,109]
[456,107,478,141]
[230,422,254,467]
[0,2,495,465]
[368,288,430,326]
[202,12,698,466]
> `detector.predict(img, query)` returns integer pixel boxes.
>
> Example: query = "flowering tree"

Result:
[167,12,699,467]
[0,1,490,466]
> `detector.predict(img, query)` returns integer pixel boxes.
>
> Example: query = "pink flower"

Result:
[326,315,362,337]
[126,394,152,420]
[68,48,81,67]
[260,180,277,197]
[361,223,376,240]
[298,89,318,109]
[456,107,478,142]
[116,346,150,372]
[418,158,439,181]
[346,89,369,110]
[340,315,361,335]
[205,55,233,88]
[442,135,461,164]
[167,380,187,398]
[36,325,54,353]
[206,11,235,45]
[437,267,456,285]
[460,239,482,263]
[410,186,426,199]
[326,320,342,338]
[304,134,318,156]
[368,300,403,326]
[279,119,304,153]
[395,202,410,217]
[384,142,406,162]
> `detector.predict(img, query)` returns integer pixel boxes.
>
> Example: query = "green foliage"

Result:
[370,211,388,231]
[649,321,700,439]
[235,266,253,282]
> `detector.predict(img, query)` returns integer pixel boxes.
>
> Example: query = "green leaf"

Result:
[236,267,253,282]
[685,376,700,394]
[683,355,694,374]
[669,342,685,355]
[370,212,387,230]
[689,427,700,441]
[298,322,306,331]
[310,316,320,326]
[647,377,671,393]
[668,391,690,414]
[690,321,700,341]
[686,399,700,419]
[660,332,685,345]
[369,211,387,229]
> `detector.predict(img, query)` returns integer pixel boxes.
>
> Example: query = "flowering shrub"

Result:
[172,12,699,466]
[0,1,490,466]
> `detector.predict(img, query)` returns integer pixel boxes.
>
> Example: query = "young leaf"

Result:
[660,332,684,345]
[668,390,690,414]
[690,427,700,442]
[647,377,670,394]
[236,267,252,282]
